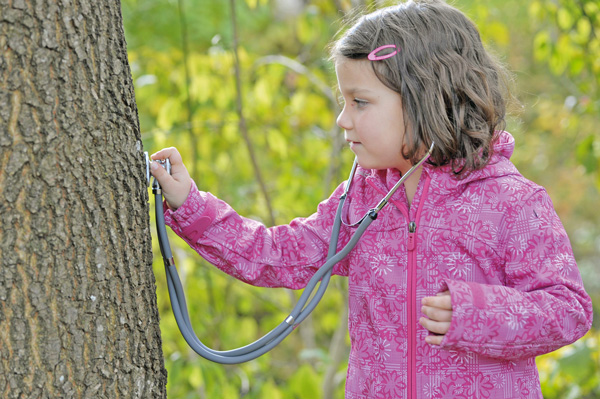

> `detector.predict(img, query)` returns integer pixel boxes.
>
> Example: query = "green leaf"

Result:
[556,343,595,385]
[289,364,322,399]
[189,366,204,389]
[260,379,285,399]
[584,1,599,16]
[576,134,598,174]
[157,97,182,130]
[486,21,510,47]
[577,18,592,39]
[533,31,551,61]
[267,128,289,158]
[529,1,542,19]
[568,57,585,75]
[557,8,573,30]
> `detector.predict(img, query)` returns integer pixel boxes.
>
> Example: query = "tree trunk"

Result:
[0,0,167,398]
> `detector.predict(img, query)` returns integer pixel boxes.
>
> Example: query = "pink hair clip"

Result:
[367,44,400,61]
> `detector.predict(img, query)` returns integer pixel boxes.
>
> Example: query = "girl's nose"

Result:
[336,106,352,131]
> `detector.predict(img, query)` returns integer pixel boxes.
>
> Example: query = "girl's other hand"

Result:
[419,290,453,345]
[150,147,192,210]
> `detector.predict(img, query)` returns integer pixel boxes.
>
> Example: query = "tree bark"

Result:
[0,0,167,398]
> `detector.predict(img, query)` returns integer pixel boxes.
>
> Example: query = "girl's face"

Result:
[336,59,411,173]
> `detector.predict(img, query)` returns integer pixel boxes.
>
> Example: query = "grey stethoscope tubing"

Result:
[148,143,434,364]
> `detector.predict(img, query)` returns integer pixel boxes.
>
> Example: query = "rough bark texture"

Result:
[0,0,167,397]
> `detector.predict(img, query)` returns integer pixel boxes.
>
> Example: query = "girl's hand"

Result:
[150,147,192,210]
[419,290,453,345]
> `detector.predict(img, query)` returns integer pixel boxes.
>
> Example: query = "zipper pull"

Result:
[408,221,416,251]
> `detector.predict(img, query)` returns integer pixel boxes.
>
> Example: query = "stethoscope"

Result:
[145,143,434,364]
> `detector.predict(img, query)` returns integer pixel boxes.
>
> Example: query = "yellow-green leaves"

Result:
[530,0,600,190]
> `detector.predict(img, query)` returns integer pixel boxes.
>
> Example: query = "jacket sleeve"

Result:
[438,188,593,361]
[163,180,351,289]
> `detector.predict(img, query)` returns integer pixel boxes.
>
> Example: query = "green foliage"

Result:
[122,0,600,397]
[537,328,600,399]
[529,0,600,190]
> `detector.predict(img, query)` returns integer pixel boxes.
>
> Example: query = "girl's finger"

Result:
[419,317,451,335]
[425,335,444,346]
[151,147,184,166]
[150,161,175,188]
[421,305,453,322]
[421,293,452,310]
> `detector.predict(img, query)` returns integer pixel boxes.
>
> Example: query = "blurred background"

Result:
[121,0,600,397]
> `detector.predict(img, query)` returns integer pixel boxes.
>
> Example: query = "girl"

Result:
[151,1,592,398]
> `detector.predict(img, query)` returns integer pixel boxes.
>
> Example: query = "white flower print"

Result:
[455,191,480,213]
[447,253,470,279]
[507,304,528,330]
[423,382,441,398]
[482,220,499,240]
[373,337,391,362]
[449,350,474,367]
[371,254,394,277]
[492,373,506,388]
[553,253,574,278]
[308,235,324,252]
[507,234,528,257]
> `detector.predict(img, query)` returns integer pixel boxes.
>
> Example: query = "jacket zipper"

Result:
[366,171,431,399]
[407,220,417,399]
[407,176,431,399]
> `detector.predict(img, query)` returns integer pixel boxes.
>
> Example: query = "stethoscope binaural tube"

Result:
[148,143,434,364]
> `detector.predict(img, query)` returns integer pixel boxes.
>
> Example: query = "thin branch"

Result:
[230,0,276,226]
[255,55,337,105]
[332,0,344,13]
[323,126,347,194]
[177,0,199,182]
[322,279,349,398]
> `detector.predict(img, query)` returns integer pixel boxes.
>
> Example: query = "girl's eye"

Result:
[353,99,368,108]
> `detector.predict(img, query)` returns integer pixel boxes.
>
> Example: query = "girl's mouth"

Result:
[348,141,361,149]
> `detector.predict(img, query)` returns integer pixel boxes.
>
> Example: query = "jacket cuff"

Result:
[164,180,217,243]
[437,279,489,350]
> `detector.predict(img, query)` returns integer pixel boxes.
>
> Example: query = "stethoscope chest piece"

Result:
[145,152,171,194]
[145,152,151,185]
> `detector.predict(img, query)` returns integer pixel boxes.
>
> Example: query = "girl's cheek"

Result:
[354,113,370,129]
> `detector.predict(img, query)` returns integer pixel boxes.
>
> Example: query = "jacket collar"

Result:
[356,131,517,197]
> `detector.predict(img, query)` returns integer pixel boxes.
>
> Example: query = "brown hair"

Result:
[330,0,513,175]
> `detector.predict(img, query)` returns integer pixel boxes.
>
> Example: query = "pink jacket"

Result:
[165,132,592,399]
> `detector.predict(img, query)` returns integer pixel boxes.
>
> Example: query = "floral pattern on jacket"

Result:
[164,132,592,399]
